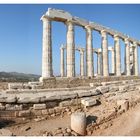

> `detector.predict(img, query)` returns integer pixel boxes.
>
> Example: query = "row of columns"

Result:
[40,15,139,79]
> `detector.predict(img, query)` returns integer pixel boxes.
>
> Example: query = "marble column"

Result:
[134,42,139,76]
[60,45,65,77]
[97,52,101,75]
[80,49,84,77]
[101,30,109,76]
[41,15,53,79]
[66,20,75,77]
[111,48,115,74]
[130,45,134,75]
[125,38,130,76]
[85,25,93,77]
[114,35,121,76]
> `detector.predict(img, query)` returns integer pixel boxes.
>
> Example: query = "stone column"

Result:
[60,45,65,77]
[134,42,139,76]
[80,49,84,77]
[66,20,75,77]
[125,38,130,76]
[97,52,101,75]
[111,48,115,74]
[130,45,134,75]
[114,35,121,76]
[40,15,53,80]
[101,30,109,76]
[85,25,93,77]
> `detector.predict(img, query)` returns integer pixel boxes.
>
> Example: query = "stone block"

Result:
[60,93,77,100]
[48,108,55,115]
[17,97,31,103]
[59,100,71,107]
[54,107,61,113]
[0,96,7,102]
[18,110,31,117]
[42,109,49,115]
[81,98,97,107]
[5,96,17,103]
[5,104,23,111]
[117,100,129,112]
[33,104,46,110]
[47,8,73,21]
[109,86,119,92]
[78,91,92,98]
[89,83,94,87]
[96,86,109,94]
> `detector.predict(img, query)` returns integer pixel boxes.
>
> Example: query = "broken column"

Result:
[60,44,65,77]
[40,15,53,80]
[71,112,87,136]
[125,38,130,76]
[66,20,75,77]
[114,35,121,76]
[101,30,109,76]
[133,42,139,76]
[85,25,93,77]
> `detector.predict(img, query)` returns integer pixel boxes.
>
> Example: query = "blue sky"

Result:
[0,4,140,75]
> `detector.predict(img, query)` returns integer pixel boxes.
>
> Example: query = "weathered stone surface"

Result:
[47,8,72,21]
[89,83,94,87]
[42,109,49,115]
[78,91,92,97]
[96,86,109,94]
[60,93,77,100]
[17,97,31,103]
[59,100,71,107]
[33,104,46,110]
[5,96,17,103]
[18,110,31,117]
[81,97,97,107]
[0,129,13,136]
[109,86,119,92]
[117,99,129,112]
[6,104,23,111]
[48,108,55,114]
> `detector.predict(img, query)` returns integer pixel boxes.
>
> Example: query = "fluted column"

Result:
[97,52,101,75]
[41,15,53,79]
[60,45,65,77]
[66,20,75,77]
[114,35,121,76]
[101,30,109,76]
[134,42,139,76]
[85,25,93,77]
[80,49,84,76]
[111,48,115,74]
[125,38,130,76]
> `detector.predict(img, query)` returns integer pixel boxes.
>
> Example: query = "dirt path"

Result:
[7,115,70,136]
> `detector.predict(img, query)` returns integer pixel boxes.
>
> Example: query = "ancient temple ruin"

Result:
[40,8,139,82]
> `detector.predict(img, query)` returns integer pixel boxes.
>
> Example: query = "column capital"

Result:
[100,30,107,34]
[114,34,120,41]
[40,15,51,21]
[65,20,74,26]
[124,38,129,44]
[85,25,92,30]
[133,42,137,47]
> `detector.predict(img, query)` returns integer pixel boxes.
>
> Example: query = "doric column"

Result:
[134,42,139,76]
[97,52,101,75]
[125,38,130,76]
[40,15,53,79]
[114,35,121,76]
[60,44,65,77]
[80,49,84,77]
[66,20,75,77]
[130,45,134,75]
[101,30,109,76]
[111,48,115,74]
[85,25,93,77]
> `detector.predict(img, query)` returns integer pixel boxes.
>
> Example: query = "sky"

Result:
[0,4,140,75]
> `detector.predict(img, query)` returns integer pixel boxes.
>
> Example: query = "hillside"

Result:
[0,72,40,82]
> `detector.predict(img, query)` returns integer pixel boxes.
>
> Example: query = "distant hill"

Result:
[0,72,40,82]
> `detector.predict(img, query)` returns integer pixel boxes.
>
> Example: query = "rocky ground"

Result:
[1,80,140,136]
